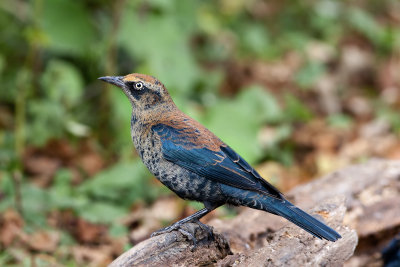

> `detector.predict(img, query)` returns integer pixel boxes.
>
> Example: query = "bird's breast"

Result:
[131,124,162,174]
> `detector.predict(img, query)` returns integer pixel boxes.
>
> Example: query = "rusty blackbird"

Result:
[99,73,341,243]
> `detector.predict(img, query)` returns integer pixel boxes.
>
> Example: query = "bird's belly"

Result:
[149,155,223,202]
[133,131,225,203]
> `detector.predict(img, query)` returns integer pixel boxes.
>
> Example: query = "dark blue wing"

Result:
[153,124,283,199]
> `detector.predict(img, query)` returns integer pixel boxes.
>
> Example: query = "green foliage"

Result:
[1,1,399,263]
[0,132,17,170]
[295,61,326,89]
[27,59,87,145]
[78,160,157,206]
[118,1,200,96]
[238,23,275,58]
[41,60,84,108]
[0,173,15,212]
[284,93,313,122]
[200,85,282,163]
[0,251,12,266]
[376,104,400,133]
[1,0,395,154]
[80,202,127,224]
[347,7,398,54]
[38,0,96,55]
[108,88,134,158]
[327,114,354,129]
[196,86,312,164]
[0,160,158,227]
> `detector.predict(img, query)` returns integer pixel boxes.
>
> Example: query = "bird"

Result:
[99,73,341,243]
[382,234,400,267]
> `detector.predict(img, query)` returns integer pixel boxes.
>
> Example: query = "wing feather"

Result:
[152,123,283,199]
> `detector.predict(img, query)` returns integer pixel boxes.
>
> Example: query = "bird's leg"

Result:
[151,207,213,237]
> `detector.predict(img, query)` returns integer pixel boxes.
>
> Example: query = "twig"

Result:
[12,170,23,216]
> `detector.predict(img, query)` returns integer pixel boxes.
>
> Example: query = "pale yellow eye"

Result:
[135,82,144,90]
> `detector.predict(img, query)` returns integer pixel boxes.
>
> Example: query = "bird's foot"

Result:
[151,222,199,250]
[151,220,214,251]
[193,220,214,239]
[151,222,185,237]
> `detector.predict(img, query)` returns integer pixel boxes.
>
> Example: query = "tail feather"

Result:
[269,200,341,241]
[220,184,341,241]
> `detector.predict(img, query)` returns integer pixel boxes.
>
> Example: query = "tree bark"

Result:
[110,159,400,267]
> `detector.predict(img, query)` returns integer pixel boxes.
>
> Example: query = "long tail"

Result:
[221,185,341,241]
[266,198,341,241]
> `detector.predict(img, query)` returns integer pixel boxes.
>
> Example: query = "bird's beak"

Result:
[98,76,125,88]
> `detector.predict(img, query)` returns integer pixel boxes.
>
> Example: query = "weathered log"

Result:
[110,159,400,267]
[213,196,357,267]
[109,223,230,267]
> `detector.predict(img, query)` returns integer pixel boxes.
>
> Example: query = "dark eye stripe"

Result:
[124,82,162,104]
[126,82,146,91]
[124,82,145,99]
[126,81,135,89]
[131,87,147,100]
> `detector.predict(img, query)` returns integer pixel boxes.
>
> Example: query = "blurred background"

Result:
[1,0,400,265]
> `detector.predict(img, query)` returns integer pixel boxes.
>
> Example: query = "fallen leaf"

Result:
[0,209,24,246]
[27,230,60,252]
[75,218,107,244]
[72,245,113,267]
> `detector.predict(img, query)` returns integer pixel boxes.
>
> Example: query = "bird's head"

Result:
[99,73,172,110]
